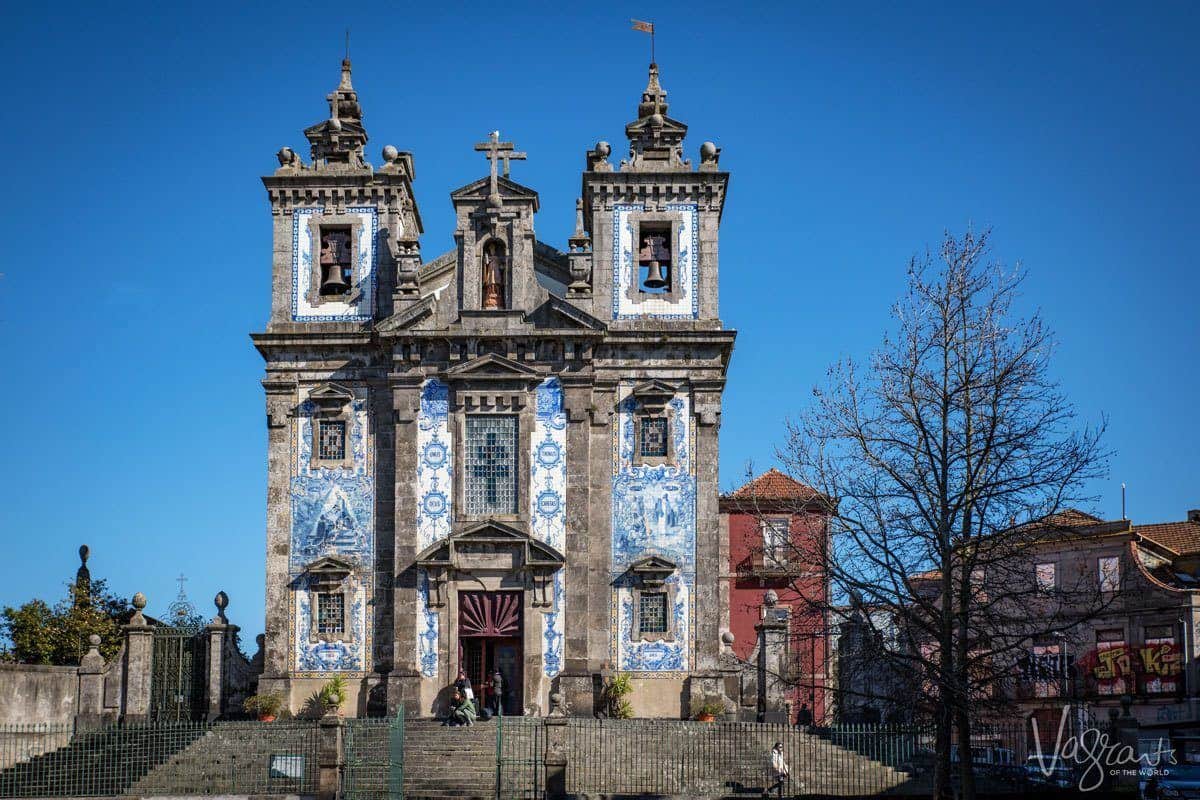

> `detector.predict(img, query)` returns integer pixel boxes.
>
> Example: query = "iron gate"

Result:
[343,708,405,800]
[149,626,206,721]
[495,714,543,800]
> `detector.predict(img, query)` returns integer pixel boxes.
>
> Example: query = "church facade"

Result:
[252,58,735,717]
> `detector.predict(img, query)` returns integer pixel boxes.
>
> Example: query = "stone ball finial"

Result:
[132,592,147,610]
[649,112,664,128]
[763,589,779,607]
[720,630,735,646]
[329,117,343,132]
[88,634,101,647]
[381,145,398,163]
[79,544,90,564]
[214,591,228,612]
[595,141,611,159]
[276,146,295,167]
[700,141,718,162]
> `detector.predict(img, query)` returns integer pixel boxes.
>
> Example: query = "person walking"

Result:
[765,741,789,799]
[488,667,505,717]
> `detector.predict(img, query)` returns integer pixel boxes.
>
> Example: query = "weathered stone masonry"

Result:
[252,58,735,718]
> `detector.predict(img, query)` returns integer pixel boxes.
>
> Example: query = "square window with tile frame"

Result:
[638,592,668,636]
[640,417,669,458]
[317,592,345,636]
[318,420,347,461]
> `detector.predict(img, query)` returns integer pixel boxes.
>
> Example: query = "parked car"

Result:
[1023,754,1075,789]
[1141,763,1200,799]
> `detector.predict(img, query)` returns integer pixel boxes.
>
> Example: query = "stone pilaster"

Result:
[388,377,423,713]
[262,376,295,702]
[204,623,231,721]
[692,391,723,675]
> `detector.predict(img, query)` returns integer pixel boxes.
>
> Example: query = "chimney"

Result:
[1188,509,1200,524]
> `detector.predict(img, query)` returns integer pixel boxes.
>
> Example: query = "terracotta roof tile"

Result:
[1137,521,1200,556]
[728,469,820,501]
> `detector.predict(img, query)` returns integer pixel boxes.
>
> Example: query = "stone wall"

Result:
[0,664,78,726]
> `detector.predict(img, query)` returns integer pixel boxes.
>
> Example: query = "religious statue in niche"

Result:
[482,241,507,309]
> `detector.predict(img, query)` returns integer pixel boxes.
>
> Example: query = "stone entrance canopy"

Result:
[414,519,564,608]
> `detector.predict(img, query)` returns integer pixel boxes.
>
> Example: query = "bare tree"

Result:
[763,229,1109,799]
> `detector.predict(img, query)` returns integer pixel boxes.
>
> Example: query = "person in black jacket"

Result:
[488,667,505,716]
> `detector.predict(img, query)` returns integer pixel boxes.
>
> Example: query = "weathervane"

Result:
[631,19,655,63]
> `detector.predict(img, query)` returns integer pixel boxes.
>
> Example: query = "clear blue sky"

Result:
[1,2,1196,642]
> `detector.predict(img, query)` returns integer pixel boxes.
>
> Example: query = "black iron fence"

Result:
[0,720,321,797]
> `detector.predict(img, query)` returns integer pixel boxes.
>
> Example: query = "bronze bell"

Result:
[321,266,350,294]
[639,234,670,289]
[642,261,668,289]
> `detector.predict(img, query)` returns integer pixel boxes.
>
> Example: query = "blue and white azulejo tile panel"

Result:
[611,203,699,321]
[294,572,368,673]
[415,379,452,678]
[531,378,567,677]
[291,206,379,322]
[610,384,696,673]
[614,573,690,672]
[289,387,374,675]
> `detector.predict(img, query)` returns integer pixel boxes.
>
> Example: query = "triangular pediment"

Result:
[308,382,355,409]
[457,518,529,541]
[631,380,678,400]
[450,176,540,210]
[376,295,436,333]
[301,555,355,575]
[625,114,688,137]
[542,296,607,331]
[443,353,542,380]
[630,555,678,573]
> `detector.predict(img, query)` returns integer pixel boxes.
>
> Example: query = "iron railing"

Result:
[0,720,320,798]
[343,708,405,800]
[495,714,542,799]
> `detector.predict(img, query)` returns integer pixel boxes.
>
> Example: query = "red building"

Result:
[720,469,832,723]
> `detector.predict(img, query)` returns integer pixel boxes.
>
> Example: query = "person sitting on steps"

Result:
[446,689,476,727]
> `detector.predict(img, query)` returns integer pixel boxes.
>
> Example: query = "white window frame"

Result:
[762,516,790,566]
[1035,562,1057,592]
[1098,556,1120,592]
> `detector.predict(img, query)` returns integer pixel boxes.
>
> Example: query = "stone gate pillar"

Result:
[76,634,105,729]
[122,592,154,722]
[204,591,233,721]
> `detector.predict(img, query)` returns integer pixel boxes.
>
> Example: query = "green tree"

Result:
[2,579,129,665]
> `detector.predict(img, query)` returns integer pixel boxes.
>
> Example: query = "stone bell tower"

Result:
[253,58,422,712]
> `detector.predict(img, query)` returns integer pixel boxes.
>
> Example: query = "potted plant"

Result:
[318,675,348,716]
[599,671,634,719]
[691,697,725,723]
[243,692,284,722]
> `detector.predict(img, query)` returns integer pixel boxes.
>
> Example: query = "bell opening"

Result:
[637,225,672,294]
[319,226,354,297]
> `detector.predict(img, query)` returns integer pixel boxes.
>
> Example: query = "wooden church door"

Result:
[459,591,523,715]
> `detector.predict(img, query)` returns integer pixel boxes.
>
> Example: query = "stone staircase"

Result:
[129,722,319,795]
[0,725,207,797]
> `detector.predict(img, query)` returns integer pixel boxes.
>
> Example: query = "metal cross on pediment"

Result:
[474,131,526,200]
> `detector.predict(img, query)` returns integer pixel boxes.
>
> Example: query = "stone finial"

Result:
[74,544,92,609]
[212,590,229,624]
[637,63,669,120]
[622,63,689,171]
[573,198,586,238]
[699,141,722,171]
[80,633,104,671]
[130,592,147,626]
[721,630,735,646]
[381,144,398,164]
[304,58,369,169]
